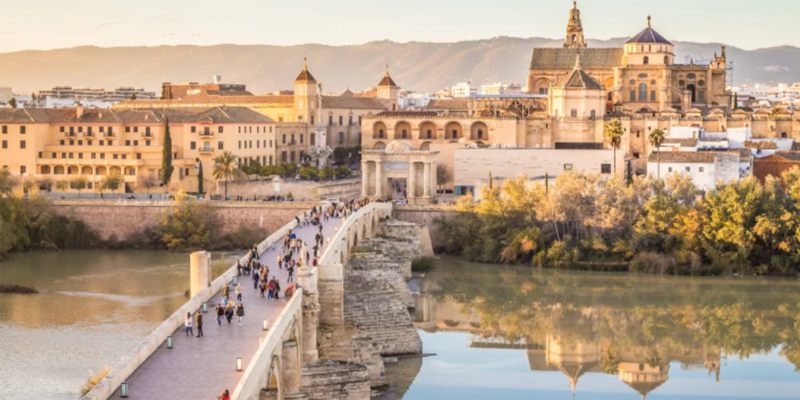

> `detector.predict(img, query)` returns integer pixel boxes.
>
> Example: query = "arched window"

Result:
[679,80,685,87]
[607,91,613,101]
[477,129,483,139]
[571,109,578,118]
[629,80,636,86]
[378,129,384,138]
[401,129,407,139]
[638,83,648,102]
[643,56,649,64]
[781,132,788,138]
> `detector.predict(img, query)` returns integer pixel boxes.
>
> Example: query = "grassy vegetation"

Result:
[411,256,435,272]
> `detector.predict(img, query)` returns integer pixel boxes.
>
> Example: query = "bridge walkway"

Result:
[109,216,341,399]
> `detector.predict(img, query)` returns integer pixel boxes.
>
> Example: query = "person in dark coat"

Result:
[215,303,224,325]
[236,303,245,326]
[195,311,203,337]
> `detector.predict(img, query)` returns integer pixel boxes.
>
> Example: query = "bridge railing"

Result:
[231,287,304,400]
[318,202,393,271]
[81,205,319,400]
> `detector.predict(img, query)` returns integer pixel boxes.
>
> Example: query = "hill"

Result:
[1,37,798,95]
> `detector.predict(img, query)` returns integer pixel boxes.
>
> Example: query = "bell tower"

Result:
[564,1,587,49]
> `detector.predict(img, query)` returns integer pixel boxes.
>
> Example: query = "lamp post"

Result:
[237,357,243,371]
[263,318,269,331]
[202,302,208,313]
[233,276,238,285]
[167,335,173,349]
[120,382,129,398]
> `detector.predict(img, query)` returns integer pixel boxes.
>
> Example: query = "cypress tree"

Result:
[197,159,204,195]
[161,118,174,187]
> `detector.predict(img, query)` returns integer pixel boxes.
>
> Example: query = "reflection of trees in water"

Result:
[427,261,800,370]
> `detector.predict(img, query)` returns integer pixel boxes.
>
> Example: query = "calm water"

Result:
[0,250,240,400]
[389,257,800,400]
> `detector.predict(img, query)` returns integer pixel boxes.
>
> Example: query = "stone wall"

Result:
[392,205,452,250]
[51,200,316,240]
[299,361,370,400]
[222,179,361,201]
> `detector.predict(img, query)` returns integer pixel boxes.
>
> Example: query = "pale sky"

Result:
[0,0,796,53]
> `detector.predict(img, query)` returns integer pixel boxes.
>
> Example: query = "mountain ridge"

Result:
[1,37,797,95]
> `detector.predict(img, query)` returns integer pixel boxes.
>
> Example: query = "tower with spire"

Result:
[377,64,399,111]
[293,57,317,121]
[564,1,587,49]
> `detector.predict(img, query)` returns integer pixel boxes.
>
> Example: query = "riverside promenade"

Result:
[108,216,341,399]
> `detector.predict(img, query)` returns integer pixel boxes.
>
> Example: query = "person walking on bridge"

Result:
[218,389,230,400]
[236,303,245,326]
[235,282,243,302]
[225,302,235,324]
[184,312,193,337]
[195,310,203,337]
[215,303,224,325]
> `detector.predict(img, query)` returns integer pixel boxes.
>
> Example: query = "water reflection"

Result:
[406,257,800,399]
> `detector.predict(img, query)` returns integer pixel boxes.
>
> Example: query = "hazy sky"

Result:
[0,0,796,53]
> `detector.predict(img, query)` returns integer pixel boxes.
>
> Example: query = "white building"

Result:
[398,89,432,109]
[480,82,523,95]
[648,152,740,190]
[451,81,477,98]
[37,86,157,105]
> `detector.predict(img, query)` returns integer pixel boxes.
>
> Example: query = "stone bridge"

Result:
[83,201,429,400]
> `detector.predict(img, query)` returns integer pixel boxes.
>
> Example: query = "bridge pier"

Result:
[189,251,211,298]
[281,341,301,395]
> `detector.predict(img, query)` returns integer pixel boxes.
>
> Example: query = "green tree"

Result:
[436,163,452,194]
[101,172,124,195]
[320,165,335,180]
[22,179,38,198]
[157,192,211,251]
[604,119,624,176]
[260,164,277,178]
[299,166,320,180]
[72,175,88,198]
[243,159,261,180]
[212,150,240,198]
[161,118,174,188]
[197,160,204,195]
[648,128,666,179]
[55,179,69,197]
[333,147,349,163]
[335,165,352,178]
[8,98,17,108]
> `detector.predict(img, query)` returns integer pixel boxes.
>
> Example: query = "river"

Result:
[387,257,800,400]
[0,250,241,400]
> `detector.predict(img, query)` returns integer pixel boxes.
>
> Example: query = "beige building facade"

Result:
[0,105,275,194]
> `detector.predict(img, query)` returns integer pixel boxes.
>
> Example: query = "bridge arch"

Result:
[266,355,282,396]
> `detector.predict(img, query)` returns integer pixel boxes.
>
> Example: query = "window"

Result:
[78,140,83,145]
[698,80,705,87]
[1,140,6,149]
[590,110,596,118]
[204,127,210,135]
[190,141,196,150]
[699,167,704,172]
[61,153,66,159]
[668,167,672,173]
[402,129,407,139]
[650,91,656,101]
[78,153,83,159]
[564,164,573,171]
[99,126,104,133]
[125,140,131,146]
[133,127,138,133]
[70,127,75,134]
[629,80,636,86]
[78,127,83,133]
[145,127,151,135]
[601,164,612,173]
[698,91,705,103]
[1,126,6,134]
[630,90,636,101]
[60,140,65,145]
[60,126,65,133]
[781,132,788,138]
[38,151,42,158]
[359,116,362,125]
[269,140,273,148]
[100,153,105,159]
[339,116,343,126]
[281,151,287,162]
[126,127,131,133]
[426,129,432,139]
[664,56,669,65]
[339,132,344,144]
[238,141,241,149]
[636,131,640,138]
[20,140,26,149]
[638,83,648,101]
[191,126,196,133]
[136,153,141,160]
[20,126,26,134]
[218,141,223,150]
[643,56,649,64]
[20,166,26,174]
[328,116,333,126]
[68,153,73,159]
[687,73,696,80]
[91,153,96,159]
[113,154,118,159]
[685,166,691,172]
[108,140,113,146]
[133,140,138,146]
[69,140,74,145]
[570,109,578,118]
[300,134,304,144]
[348,116,353,126]
[310,116,314,125]
[218,126,223,133]
[538,88,548,95]
[282,134,286,144]
[378,129,384,138]
[88,140,93,145]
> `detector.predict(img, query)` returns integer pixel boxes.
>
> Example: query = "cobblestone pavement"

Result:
[109,215,342,400]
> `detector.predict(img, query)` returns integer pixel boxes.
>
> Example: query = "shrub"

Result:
[630,252,675,274]
[411,256,435,272]
[80,365,113,396]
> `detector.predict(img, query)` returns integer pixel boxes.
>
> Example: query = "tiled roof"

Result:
[206,90,253,96]
[559,69,604,90]
[529,48,623,70]
[425,99,470,111]
[626,26,673,45]
[375,111,439,118]
[773,151,800,161]
[744,140,777,149]
[663,138,698,147]
[378,74,397,88]
[729,148,752,162]
[117,94,295,107]
[0,106,274,124]
[340,89,354,97]
[648,151,735,164]
[294,59,316,83]
[320,96,386,110]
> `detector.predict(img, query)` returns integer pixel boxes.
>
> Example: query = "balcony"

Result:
[199,147,214,154]
[199,131,214,138]
[104,132,116,138]
[65,132,77,137]
[84,132,95,137]
[142,132,153,138]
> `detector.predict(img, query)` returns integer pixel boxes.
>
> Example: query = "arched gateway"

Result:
[360,141,439,204]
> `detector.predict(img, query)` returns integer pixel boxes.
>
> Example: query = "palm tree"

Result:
[212,150,241,198]
[648,128,666,179]
[604,119,624,177]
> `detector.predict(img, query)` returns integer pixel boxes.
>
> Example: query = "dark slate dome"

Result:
[626,16,672,45]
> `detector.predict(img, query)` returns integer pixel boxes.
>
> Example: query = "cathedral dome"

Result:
[626,16,672,45]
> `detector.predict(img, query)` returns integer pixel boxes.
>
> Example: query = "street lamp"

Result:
[202,302,208,313]
[120,382,129,398]
[263,318,269,331]
[167,335,173,349]
[233,276,238,285]
[237,357,243,371]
